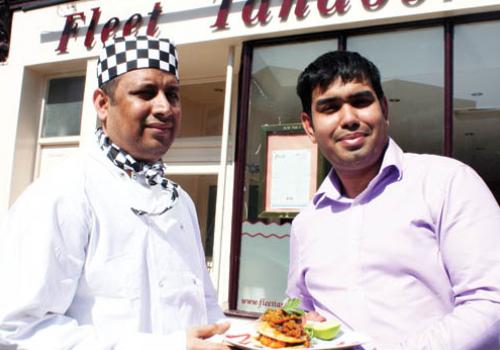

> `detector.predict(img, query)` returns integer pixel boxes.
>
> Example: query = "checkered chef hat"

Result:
[96,35,179,87]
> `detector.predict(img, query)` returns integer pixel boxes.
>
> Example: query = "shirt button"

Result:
[180,224,184,230]
[158,281,164,288]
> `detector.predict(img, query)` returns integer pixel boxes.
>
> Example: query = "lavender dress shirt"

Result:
[287,138,500,349]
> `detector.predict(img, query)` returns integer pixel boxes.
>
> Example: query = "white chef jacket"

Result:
[0,141,225,350]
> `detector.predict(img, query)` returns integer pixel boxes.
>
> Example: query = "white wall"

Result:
[0,64,24,224]
[8,68,44,206]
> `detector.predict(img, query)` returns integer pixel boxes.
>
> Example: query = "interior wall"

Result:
[179,101,207,137]
[178,81,225,138]
[169,174,219,253]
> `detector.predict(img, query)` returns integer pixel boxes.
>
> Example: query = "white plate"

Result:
[224,320,372,349]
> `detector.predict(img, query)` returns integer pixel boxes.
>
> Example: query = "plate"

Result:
[223,320,372,350]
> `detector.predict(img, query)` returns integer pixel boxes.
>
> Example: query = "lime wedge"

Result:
[306,320,341,340]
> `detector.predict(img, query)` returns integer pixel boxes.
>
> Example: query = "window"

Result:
[41,76,85,138]
[453,20,500,203]
[348,27,444,155]
[231,14,500,313]
[236,39,338,313]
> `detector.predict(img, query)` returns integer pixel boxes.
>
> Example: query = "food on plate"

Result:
[305,320,341,341]
[255,298,310,348]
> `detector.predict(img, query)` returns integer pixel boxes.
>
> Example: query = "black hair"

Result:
[99,75,121,105]
[296,51,384,116]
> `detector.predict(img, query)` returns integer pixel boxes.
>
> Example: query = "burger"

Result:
[255,299,311,348]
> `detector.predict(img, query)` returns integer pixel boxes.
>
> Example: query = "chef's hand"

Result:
[187,322,231,350]
[304,310,327,322]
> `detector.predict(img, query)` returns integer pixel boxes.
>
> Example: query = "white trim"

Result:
[181,75,227,86]
[164,136,228,164]
[211,46,235,300]
[37,136,81,146]
[80,58,100,151]
[165,164,220,175]
[32,77,49,179]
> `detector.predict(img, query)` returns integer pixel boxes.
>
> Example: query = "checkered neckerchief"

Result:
[96,128,179,210]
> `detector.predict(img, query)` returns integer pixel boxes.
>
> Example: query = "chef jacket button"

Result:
[159,281,164,288]
[180,224,184,230]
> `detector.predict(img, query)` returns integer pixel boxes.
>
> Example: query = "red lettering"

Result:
[84,7,101,49]
[401,0,425,6]
[211,0,232,30]
[361,0,388,10]
[146,2,162,36]
[100,17,120,43]
[278,0,309,20]
[317,0,350,15]
[123,13,142,36]
[242,0,271,26]
[57,5,159,53]
[55,12,85,54]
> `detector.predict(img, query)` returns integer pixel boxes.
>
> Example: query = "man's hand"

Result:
[187,322,231,350]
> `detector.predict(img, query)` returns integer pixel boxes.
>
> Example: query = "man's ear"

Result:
[93,89,109,125]
[381,96,389,124]
[301,112,316,144]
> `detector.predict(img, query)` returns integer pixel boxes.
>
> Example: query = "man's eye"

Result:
[318,104,340,114]
[350,95,374,108]
[166,91,180,104]
[136,90,156,99]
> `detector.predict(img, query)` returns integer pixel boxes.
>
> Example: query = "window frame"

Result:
[33,72,85,179]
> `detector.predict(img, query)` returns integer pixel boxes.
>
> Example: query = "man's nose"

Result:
[339,104,360,130]
[152,92,172,117]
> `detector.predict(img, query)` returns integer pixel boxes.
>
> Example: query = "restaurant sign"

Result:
[55,2,162,53]
[212,0,429,29]
[55,0,436,53]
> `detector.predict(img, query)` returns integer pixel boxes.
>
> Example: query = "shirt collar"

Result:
[313,137,403,206]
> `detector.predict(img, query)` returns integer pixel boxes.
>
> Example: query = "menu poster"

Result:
[270,149,311,209]
[261,129,318,217]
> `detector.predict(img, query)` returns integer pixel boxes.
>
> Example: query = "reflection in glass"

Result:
[41,76,85,137]
[348,28,444,155]
[238,39,338,312]
[453,21,500,203]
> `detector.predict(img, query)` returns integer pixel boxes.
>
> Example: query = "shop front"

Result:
[1,0,499,315]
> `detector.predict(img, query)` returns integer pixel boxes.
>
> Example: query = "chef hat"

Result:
[96,35,179,87]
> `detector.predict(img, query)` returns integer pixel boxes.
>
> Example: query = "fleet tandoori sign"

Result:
[211,0,426,29]
[55,0,434,53]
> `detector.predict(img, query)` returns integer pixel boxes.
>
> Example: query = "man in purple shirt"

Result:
[287,51,500,349]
